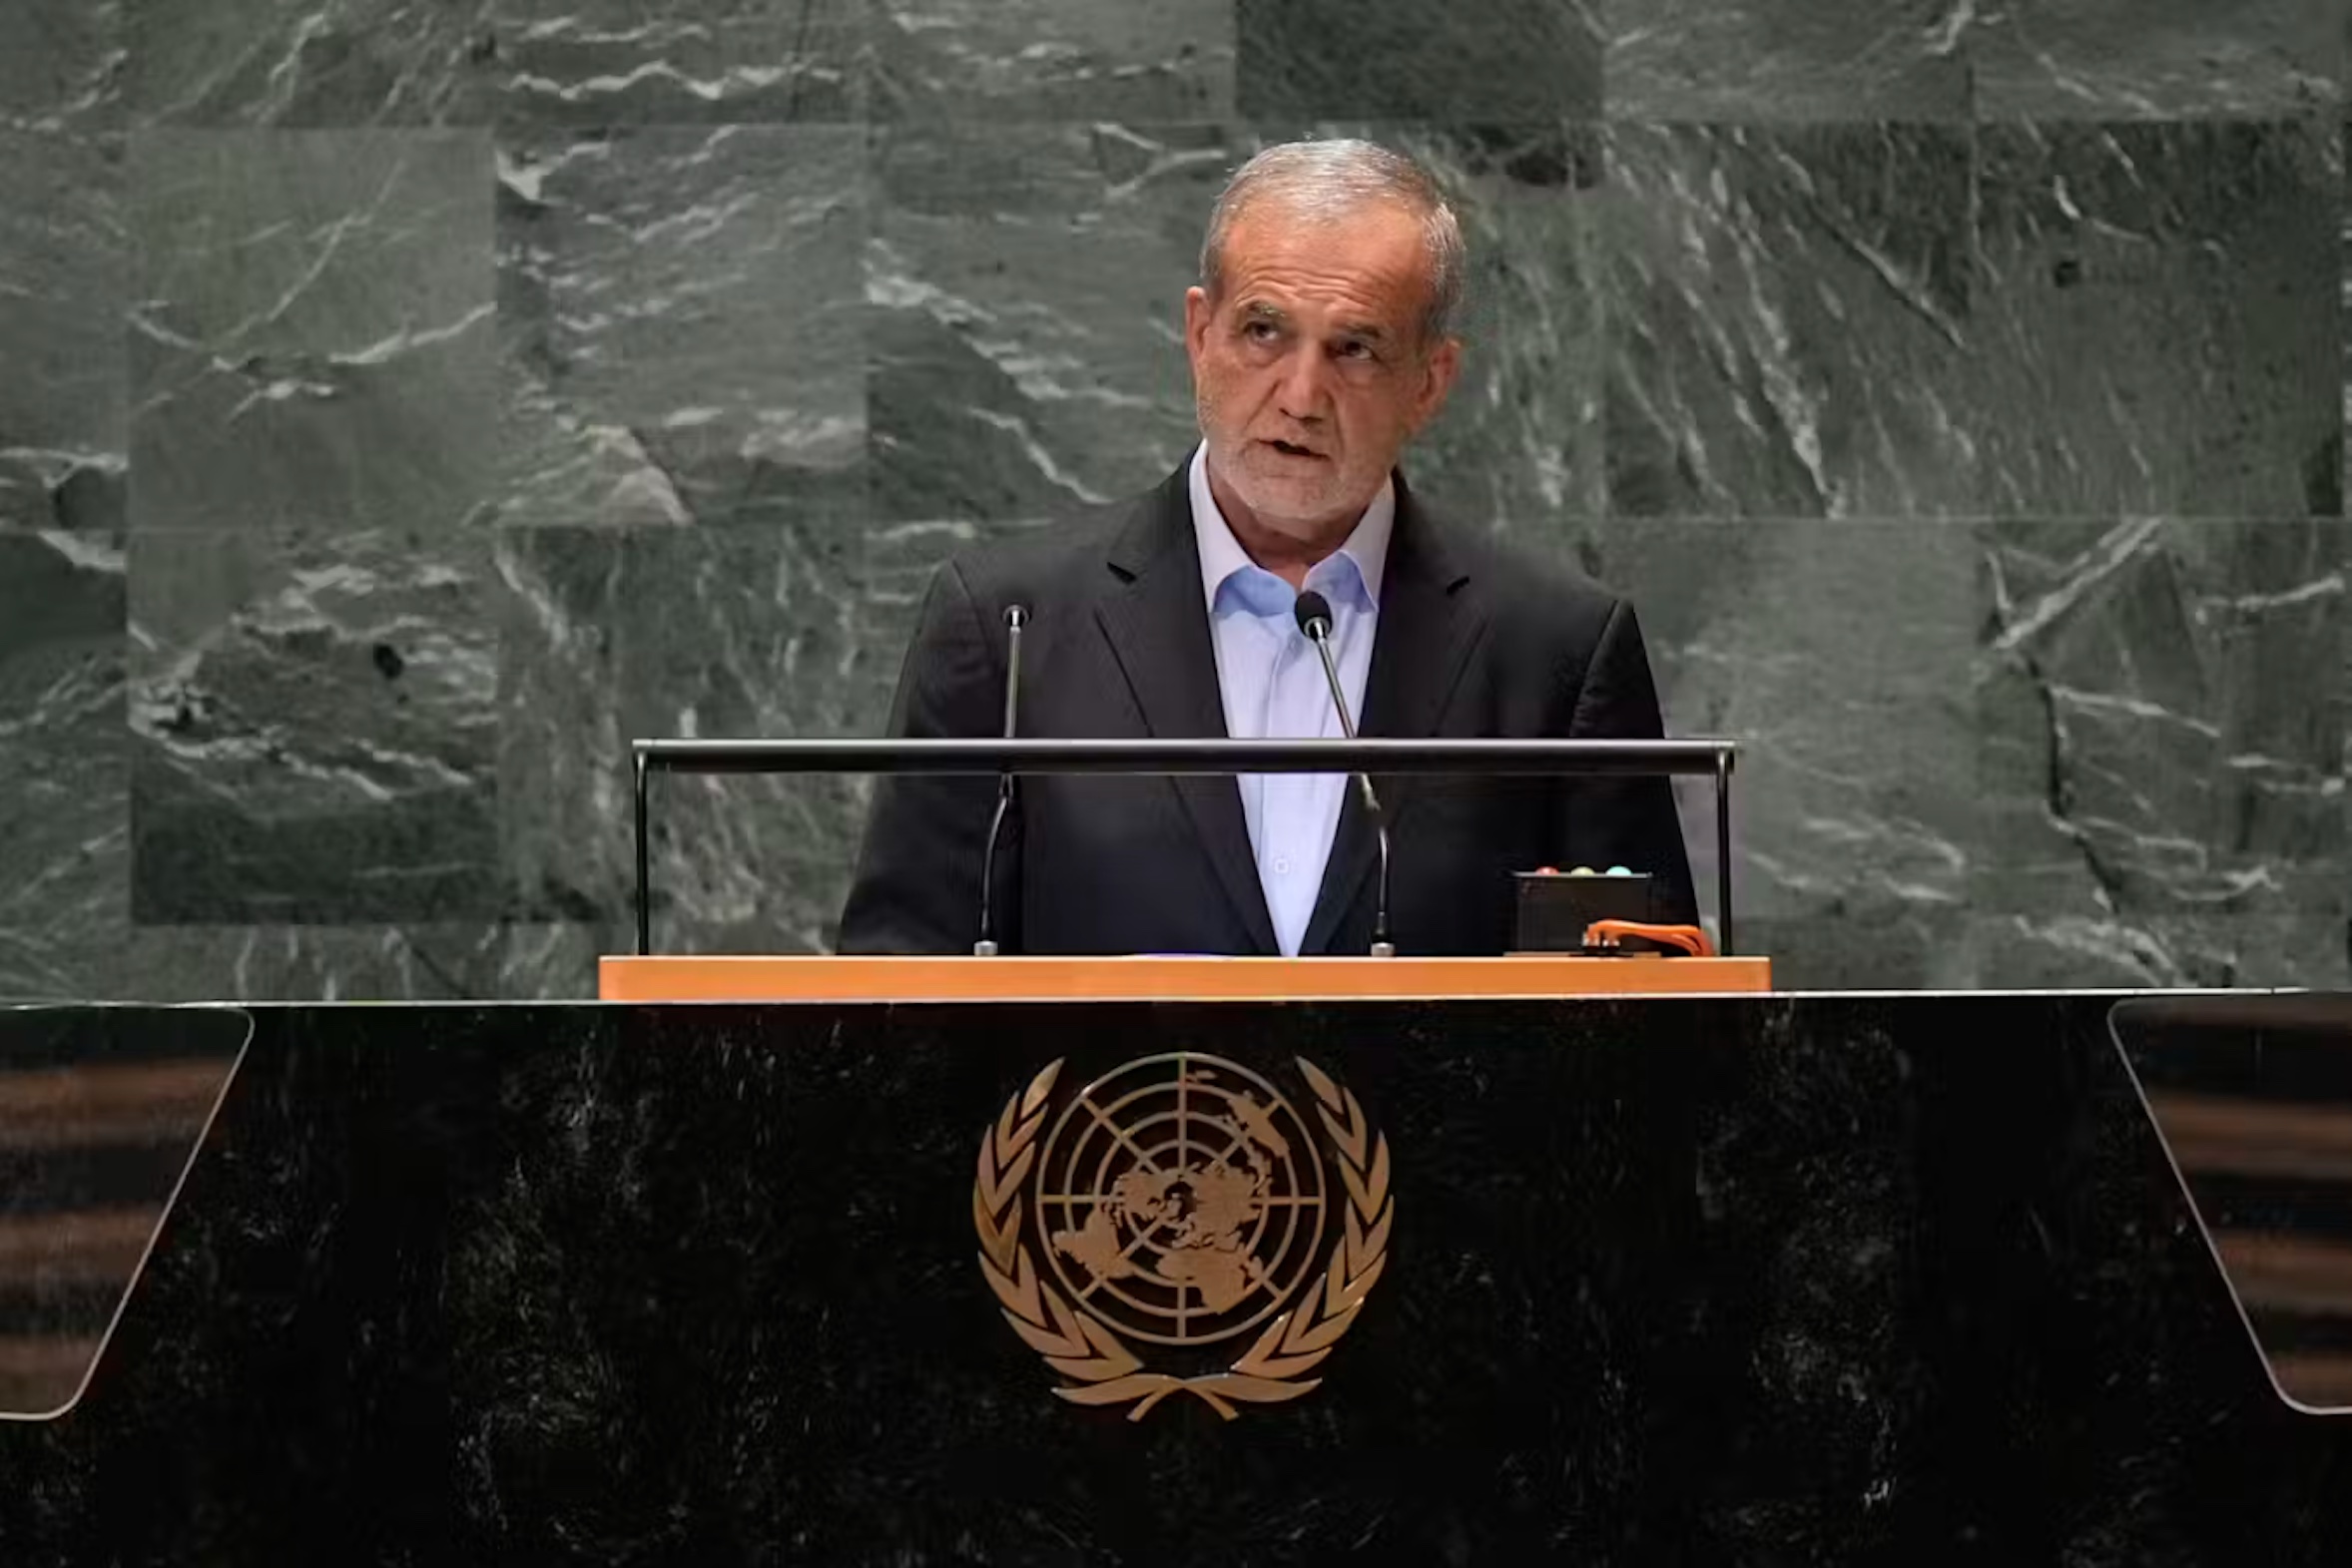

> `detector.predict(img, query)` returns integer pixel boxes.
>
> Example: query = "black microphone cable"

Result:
[973,604,1027,955]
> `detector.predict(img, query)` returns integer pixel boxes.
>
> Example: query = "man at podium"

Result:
[841,139,1694,957]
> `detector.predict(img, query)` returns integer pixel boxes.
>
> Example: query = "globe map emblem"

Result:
[1033,1053,1328,1347]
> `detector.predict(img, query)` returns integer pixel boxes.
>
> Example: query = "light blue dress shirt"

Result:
[1188,444,1395,956]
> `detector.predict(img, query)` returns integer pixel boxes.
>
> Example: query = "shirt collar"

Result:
[1188,443,1394,616]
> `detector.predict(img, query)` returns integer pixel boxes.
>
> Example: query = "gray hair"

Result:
[1198,139,1467,349]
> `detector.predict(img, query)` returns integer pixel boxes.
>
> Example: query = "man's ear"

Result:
[1183,286,1214,363]
[1409,335,1463,433]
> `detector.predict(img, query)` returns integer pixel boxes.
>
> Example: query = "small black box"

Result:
[1511,869,1654,953]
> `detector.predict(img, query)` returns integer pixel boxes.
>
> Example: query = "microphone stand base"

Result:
[1369,941,1396,958]
[972,939,1000,956]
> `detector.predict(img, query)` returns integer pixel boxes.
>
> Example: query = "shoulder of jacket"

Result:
[1446,527,1626,651]
[937,488,1158,608]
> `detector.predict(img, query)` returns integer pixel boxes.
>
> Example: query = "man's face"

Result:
[1185,200,1461,543]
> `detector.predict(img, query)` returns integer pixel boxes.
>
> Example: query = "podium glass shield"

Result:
[2110,994,2352,1414]
[0,1005,250,1420]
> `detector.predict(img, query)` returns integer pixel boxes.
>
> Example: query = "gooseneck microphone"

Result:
[1293,590,1396,958]
[973,604,1028,956]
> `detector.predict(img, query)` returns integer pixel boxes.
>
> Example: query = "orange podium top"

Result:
[597,953,1771,1003]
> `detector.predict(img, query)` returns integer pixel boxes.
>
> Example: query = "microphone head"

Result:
[1293,590,1334,640]
[1003,603,1028,630]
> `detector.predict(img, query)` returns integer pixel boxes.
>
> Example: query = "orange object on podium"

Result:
[597,953,1771,1003]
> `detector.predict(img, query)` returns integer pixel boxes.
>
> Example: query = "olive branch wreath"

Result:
[972,1055,1392,1421]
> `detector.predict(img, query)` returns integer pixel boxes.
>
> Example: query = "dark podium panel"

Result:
[3,996,2350,1563]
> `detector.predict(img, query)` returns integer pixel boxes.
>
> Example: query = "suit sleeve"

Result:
[1554,598,1700,927]
[836,560,1020,954]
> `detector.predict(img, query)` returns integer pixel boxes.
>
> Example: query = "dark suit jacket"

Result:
[839,461,1696,955]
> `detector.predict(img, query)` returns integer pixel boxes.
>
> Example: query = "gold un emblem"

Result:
[973,1052,1393,1420]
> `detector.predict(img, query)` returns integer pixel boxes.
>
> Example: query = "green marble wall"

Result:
[2,1,2344,997]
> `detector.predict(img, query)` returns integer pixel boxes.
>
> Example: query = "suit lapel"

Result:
[1301,473,1486,955]
[1093,465,1280,954]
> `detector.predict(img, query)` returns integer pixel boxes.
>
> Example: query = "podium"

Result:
[597,952,1774,1002]
[3,991,2343,1562]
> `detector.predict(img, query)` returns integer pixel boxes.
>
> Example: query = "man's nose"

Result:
[1274,345,1332,422]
